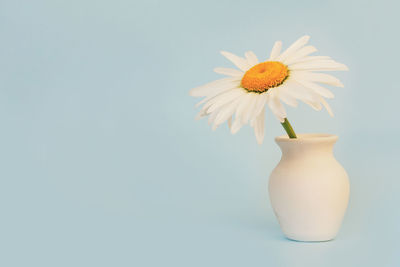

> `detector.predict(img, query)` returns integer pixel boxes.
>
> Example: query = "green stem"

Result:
[281,118,297,138]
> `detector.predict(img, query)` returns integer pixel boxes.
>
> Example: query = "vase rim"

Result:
[275,133,338,143]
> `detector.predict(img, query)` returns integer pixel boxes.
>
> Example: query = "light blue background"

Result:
[1,0,399,266]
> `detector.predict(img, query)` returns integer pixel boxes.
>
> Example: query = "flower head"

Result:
[190,35,348,144]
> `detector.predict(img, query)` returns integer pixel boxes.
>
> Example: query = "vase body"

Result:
[269,134,349,241]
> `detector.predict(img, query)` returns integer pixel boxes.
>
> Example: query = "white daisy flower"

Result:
[190,35,348,144]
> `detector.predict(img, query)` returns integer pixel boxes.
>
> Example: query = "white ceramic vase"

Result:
[269,134,349,242]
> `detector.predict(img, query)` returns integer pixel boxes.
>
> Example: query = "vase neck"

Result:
[275,134,338,158]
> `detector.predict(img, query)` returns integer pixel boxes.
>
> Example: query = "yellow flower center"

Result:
[241,61,289,93]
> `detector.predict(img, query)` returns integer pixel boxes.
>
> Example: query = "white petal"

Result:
[214,98,241,126]
[250,118,256,127]
[279,79,320,103]
[254,107,266,144]
[291,71,344,87]
[227,116,232,129]
[190,78,228,97]
[195,97,208,108]
[293,79,335,99]
[195,82,241,108]
[220,51,252,72]
[288,56,331,65]
[276,35,310,62]
[190,77,240,97]
[195,109,207,120]
[208,108,220,126]
[301,59,342,65]
[234,93,253,119]
[320,97,334,117]
[284,46,317,65]
[304,100,322,111]
[290,60,348,71]
[252,92,268,118]
[241,93,258,124]
[269,41,282,60]
[276,85,298,107]
[200,88,235,113]
[231,118,243,134]
[228,95,256,134]
[207,89,244,114]
[245,51,259,66]
[214,67,244,77]
[267,90,286,122]
[209,105,227,131]
[202,88,243,114]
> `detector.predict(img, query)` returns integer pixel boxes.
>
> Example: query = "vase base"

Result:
[284,232,336,242]
[285,236,335,242]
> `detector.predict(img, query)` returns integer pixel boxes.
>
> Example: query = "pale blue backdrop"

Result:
[1,0,399,266]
